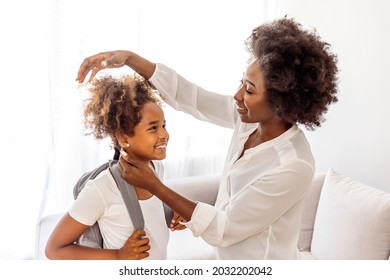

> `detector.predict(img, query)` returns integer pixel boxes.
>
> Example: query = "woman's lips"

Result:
[237,106,247,114]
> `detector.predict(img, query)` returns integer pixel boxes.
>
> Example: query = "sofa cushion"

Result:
[167,229,216,260]
[298,173,325,251]
[311,169,390,259]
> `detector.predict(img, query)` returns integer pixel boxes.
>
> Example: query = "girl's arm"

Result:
[45,213,150,260]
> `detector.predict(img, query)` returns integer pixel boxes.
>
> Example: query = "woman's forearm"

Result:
[152,180,197,222]
[124,51,156,80]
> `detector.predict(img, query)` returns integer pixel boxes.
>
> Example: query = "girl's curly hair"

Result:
[246,17,339,130]
[83,74,161,147]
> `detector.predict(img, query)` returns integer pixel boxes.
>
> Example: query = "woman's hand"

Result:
[118,154,160,191]
[170,212,187,231]
[76,50,156,83]
[76,50,132,83]
[117,229,150,260]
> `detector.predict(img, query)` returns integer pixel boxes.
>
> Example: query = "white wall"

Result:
[275,0,390,192]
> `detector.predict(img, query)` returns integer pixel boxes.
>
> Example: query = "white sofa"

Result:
[35,170,390,260]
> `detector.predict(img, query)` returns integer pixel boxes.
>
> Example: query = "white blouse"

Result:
[150,63,315,259]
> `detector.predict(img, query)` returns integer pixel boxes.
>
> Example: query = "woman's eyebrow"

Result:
[245,79,257,88]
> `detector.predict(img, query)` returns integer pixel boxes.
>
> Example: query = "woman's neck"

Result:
[257,120,293,143]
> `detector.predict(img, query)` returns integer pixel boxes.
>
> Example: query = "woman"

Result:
[76,17,338,259]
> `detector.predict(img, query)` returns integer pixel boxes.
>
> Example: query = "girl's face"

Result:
[234,59,274,124]
[123,102,169,162]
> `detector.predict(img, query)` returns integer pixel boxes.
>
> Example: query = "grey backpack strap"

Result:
[163,203,173,227]
[109,161,145,230]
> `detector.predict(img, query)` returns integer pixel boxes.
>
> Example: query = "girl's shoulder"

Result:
[83,168,117,194]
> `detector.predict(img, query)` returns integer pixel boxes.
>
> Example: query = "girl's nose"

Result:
[160,128,169,140]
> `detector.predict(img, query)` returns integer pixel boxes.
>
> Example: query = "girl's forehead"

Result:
[139,102,165,122]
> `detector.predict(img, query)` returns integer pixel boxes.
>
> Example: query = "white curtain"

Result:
[0,0,276,259]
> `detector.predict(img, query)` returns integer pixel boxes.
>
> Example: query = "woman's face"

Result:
[234,59,274,124]
[123,102,169,162]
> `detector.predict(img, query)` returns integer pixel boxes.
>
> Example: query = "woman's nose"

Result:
[234,85,244,102]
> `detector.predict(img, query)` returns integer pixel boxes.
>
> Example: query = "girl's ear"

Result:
[116,134,131,149]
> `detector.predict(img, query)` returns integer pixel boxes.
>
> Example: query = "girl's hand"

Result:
[170,212,187,231]
[117,229,150,260]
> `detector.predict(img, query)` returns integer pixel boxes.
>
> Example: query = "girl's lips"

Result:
[155,144,167,151]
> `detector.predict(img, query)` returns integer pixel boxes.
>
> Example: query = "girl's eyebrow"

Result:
[148,120,158,125]
[147,120,166,126]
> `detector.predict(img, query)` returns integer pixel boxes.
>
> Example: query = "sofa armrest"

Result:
[165,173,220,206]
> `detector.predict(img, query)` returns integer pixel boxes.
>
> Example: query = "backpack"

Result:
[73,156,173,249]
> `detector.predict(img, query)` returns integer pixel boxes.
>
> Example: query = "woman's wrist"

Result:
[124,51,156,79]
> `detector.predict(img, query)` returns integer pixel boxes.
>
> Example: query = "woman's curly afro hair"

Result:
[246,17,339,130]
[83,74,161,147]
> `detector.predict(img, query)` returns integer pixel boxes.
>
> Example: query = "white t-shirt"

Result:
[150,64,315,259]
[69,161,169,260]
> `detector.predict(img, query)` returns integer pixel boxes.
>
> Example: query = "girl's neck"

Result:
[134,187,153,200]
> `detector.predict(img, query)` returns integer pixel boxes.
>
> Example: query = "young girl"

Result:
[45,74,171,260]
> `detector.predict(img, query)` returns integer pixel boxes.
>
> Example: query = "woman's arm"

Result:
[76,50,156,83]
[119,155,313,247]
[149,64,237,128]
[76,50,237,128]
[45,213,150,260]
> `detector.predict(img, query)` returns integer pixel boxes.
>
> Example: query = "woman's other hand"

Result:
[76,50,131,83]
[170,212,187,231]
